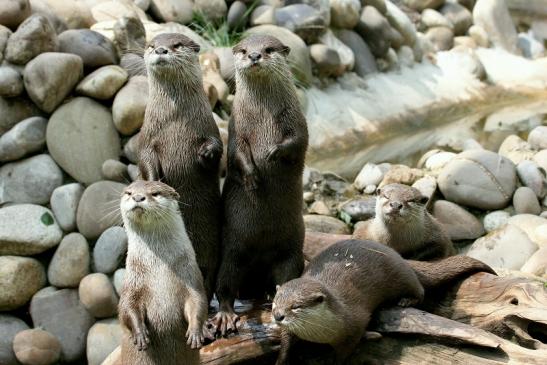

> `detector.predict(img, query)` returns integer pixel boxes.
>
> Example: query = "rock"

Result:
[330,0,360,29]
[520,246,547,279]
[24,52,83,113]
[227,1,247,30]
[250,5,276,26]
[79,273,118,318]
[112,75,148,136]
[5,14,57,65]
[528,126,547,150]
[385,0,417,46]
[425,26,454,51]
[454,36,477,49]
[498,134,535,165]
[47,97,121,184]
[113,268,126,296]
[318,29,354,73]
[0,25,11,63]
[76,65,128,100]
[201,52,229,104]
[76,181,127,240]
[48,233,90,288]
[112,16,146,53]
[425,151,457,171]
[0,0,32,29]
[534,150,547,172]
[354,163,384,191]
[0,117,47,162]
[0,204,62,256]
[58,29,117,68]
[466,224,538,270]
[149,0,193,24]
[212,47,235,86]
[91,0,147,23]
[102,159,129,183]
[275,4,327,43]
[412,175,437,200]
[397,45,414,67]
[513,186,541,215]
[335,29,378,76]
[50,183,85,232]
[517,31,545,59]
[440,2,472,35]
[86,319,122,365]
[402,0,444,11]
[0,315,29,365]
[517,160,545,199]
[304,214,350,234]
[93,227,128,275]
[340,197,376,222]
[13,329,61,365]
[309,201,331,216]
[0,256,45,312]
[483,210,511,233]
[246,25,313,86]
[355,6,392,57]
[508,214,547,247]
[438,150,517,210]
[30,288,95,362]
[468,24,489,47]
[421,9,452,30]
[362,0,387,13]
[380,165,423,186]
[473,0,519,54]
[194,0,228,21]
[123,133,139,164]
[43,0,94,28]
[0,154,63,205]
[29,0,68,34]
[0,67,23,97]
[309,44,342,77]
[432,200,485,240]
[0,96,42,135]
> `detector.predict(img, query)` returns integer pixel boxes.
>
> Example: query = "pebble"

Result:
[0,96,42,135]
[0,256,45,311]
[309,44,343,77]
[0,117,47,162]
[13,329,61,365]
[113,268,126,296]
[498,135,535,164]
[79,273,119,318]
[534,150,547,172]
[355,6,392,57]
[483,210,511,233]
[517,31,545,59]
[468,24,489,47]
[194,0,228,21]
[340,197,376,222]
[335,29,378,76]
[513,187,541,215]
[425,26,455,51]
[127,164,139,181]
[58,29,118,68]
[250,5,276,26]
[76,65,128,100]
[466,224,538,270]
[363,184,377,194]
[275,4,327,44]
[520,247,547,279]
[0,315,29,365]
[309,200,332,216]
[90,1,146,23]
[47,97,121,184]
[516,160,545,198]
[363,0,387,14]
[48,233,90,288]
[0,66,23,97]
[112,75,148,136]
[402,0,443,11]
[5,14,58,65]
[507,214,547,247]
[0,154,63,205]
[0,0,31,29]
[0,204,62,255]
[0,24,11,63]
[330,0,361,29]
[528,126,547,150]
[412,175,437,200]
[50,183,85,232]
[303,214,351,234]
[113,16,146,52]
[473,0,519,54]
[44,0,94,29]
[102,160,129,183]
[354,163,385,191]
[440,2,473,35]
[385,1,417,46]
[30,288,95,362]
[318,29,355,74]
[148,0,193,24]
[421,9,453,30]
[380,164,424,186]
[24,52,83,113]
[438,149,516,210]
[86,318,122,365]
[433,200,485,240]
[93,227,128,274]
[227,1,248,30]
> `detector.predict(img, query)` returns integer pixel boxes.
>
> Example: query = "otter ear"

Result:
[376,188,382,196]
[313,293,325,304]
[188,41,200,54]
[418,195,428,204]
[275,285,281,292]
[281,45,291,56]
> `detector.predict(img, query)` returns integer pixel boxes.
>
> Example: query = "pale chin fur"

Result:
[282,302,339,344]
[120,196,177,228]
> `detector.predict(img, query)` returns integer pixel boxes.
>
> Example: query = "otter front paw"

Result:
[209,311,240,337]
[198,138,222,165]
[398,297,421,307]
[186,327,206,349]
[132,327,150,351]
[243,172,260,191]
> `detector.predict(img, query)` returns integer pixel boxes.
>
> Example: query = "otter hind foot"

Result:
[210,310,240,337]
[132,326,150,351]
[398,297,421,307]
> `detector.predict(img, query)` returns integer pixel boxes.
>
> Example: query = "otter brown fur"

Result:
[212,34,308,335]
[119,180,209,365]
[138,33,222,301]
[353,183,454,260]
[272,239,495,364]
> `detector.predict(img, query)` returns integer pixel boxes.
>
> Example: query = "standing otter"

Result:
[119,180,209,365]
[139,33,222,300]
[212,34,309,335]
[272,239,495,364]
[353,183,454,260]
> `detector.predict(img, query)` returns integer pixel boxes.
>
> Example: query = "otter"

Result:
[212,34,309,335]
[353,183,454,260]
[119,180,209,365]
[272,239,495,364]
[139,33,222,301]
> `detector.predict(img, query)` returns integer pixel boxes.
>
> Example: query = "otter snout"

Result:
[389,201,403,211]
[248,52,261,64]
[273,312,285,322]
[133,194,145,202]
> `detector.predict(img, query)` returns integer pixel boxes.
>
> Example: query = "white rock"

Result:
[528,126,547,150]
[516,160,545,198]
[520,246,547,279]
[473,0,519,54]
[508,214,547,247]
[86,318,122,365]
[483,210,511,233]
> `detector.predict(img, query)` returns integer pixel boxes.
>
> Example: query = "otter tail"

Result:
[408,255,496,290]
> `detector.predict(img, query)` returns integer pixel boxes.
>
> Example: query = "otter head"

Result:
[375,183,428,224]
[272,278,338,344]
[120,180,180,230]
[232,34,290,79]
[144,33,200,77]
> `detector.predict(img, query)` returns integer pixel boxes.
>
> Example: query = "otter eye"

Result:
[240,49,246,55]
[151,192,160,197]
[265,47,274,54]
[174,43,183,49]
[125,191,132,196]
[291,304,301,310]
[315,295,324,304]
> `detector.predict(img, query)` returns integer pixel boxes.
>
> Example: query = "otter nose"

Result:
[133,194,146,203]
[248,52,261,62]
[390,201,403,210]
[274,313,285,322]
[155,47,168,55]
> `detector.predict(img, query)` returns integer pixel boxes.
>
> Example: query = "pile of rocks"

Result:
[0,0,546,365]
